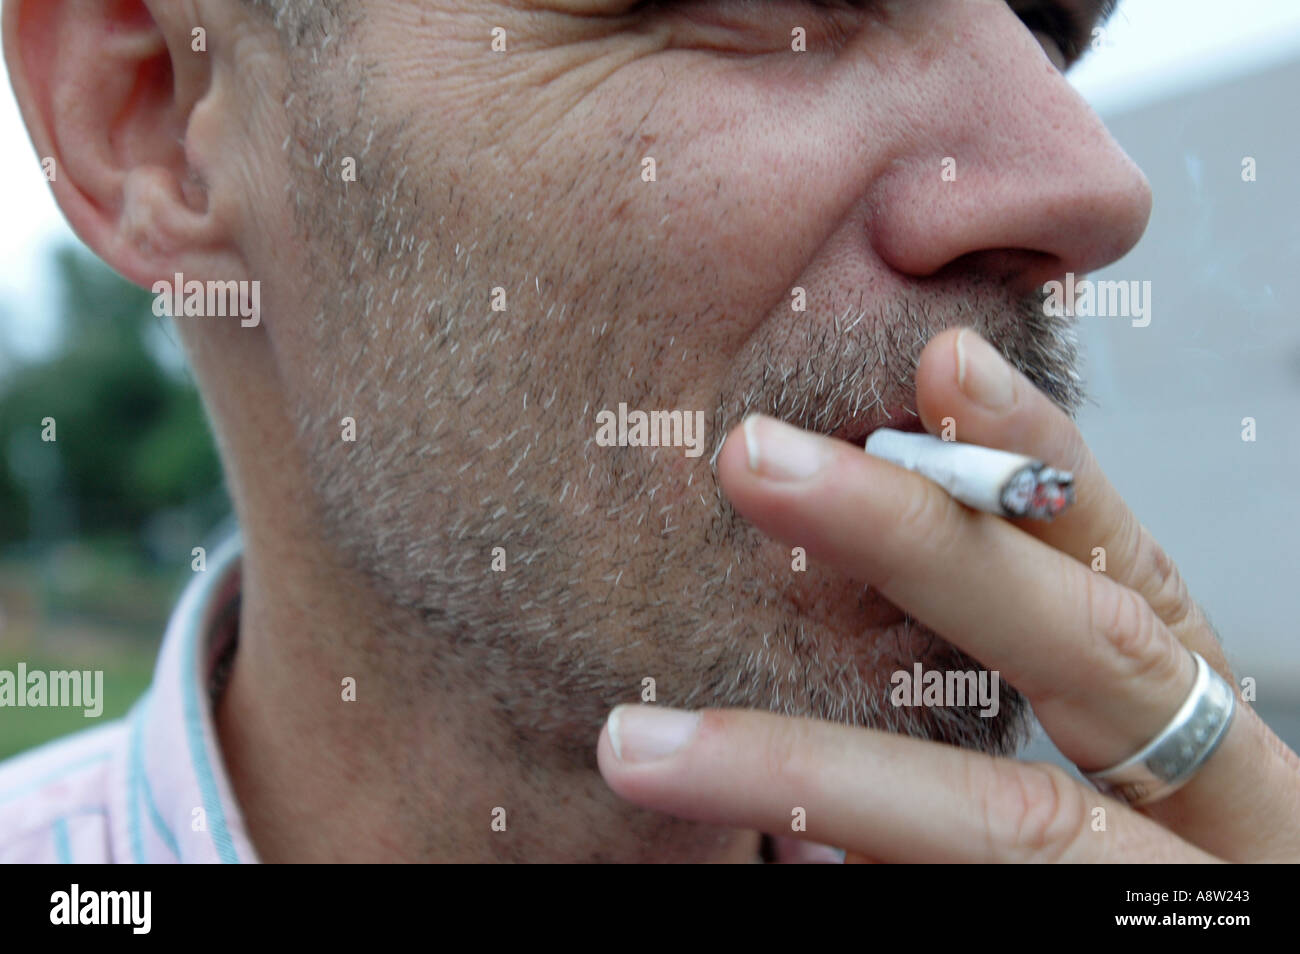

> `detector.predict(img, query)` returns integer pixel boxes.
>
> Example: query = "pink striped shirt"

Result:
[0,535,258,863]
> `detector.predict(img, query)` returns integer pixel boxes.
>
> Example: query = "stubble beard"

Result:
[276,62,1087,769]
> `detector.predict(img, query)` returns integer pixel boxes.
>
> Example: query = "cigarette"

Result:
[863,429,1075,520]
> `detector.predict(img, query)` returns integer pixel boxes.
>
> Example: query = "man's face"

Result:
[251,0,1150,753]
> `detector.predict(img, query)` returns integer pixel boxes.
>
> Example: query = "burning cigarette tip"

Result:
[1001,465,1076,520]
[863,429,1075,521]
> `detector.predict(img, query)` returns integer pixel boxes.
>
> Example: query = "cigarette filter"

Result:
[863,429,1075,520]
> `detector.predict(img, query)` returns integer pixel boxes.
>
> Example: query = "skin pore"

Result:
[7,0,1149,860]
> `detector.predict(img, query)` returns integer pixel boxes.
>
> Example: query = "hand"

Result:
[596,327,1300,862]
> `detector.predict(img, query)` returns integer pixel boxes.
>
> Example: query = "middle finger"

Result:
[717,413,1195,776]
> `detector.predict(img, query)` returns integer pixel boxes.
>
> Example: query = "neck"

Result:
[212,522,760,863]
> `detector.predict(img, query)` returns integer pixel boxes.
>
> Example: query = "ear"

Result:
[2,0,245,292]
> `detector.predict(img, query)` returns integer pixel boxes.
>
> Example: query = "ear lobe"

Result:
[3,0,241,291]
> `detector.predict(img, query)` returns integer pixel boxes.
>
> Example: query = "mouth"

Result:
[841,404,928,449]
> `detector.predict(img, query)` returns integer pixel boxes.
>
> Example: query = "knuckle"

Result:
[892,483,966,563]
[1083,569,1183,688]
[758,717,817,791]
[1132,522,1196,631]
[1111,510,1199,636]
[975,760,1091,862]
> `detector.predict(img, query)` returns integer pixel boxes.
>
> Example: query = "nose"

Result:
[859,0,1153,293]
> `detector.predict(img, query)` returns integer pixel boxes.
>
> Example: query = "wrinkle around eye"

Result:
[623,0,869,56]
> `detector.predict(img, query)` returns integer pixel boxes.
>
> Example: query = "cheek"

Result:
[489,52,870,342]
[358,7,913,352]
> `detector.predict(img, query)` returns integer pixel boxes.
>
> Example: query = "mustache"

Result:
[694,285,1078,750]
[707,285,1086,463]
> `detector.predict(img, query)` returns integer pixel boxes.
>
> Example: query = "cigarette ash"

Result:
[1000,466,1075,520]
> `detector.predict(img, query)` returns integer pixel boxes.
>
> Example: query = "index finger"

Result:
[597,704,1213,863]
[915,327,1230,678]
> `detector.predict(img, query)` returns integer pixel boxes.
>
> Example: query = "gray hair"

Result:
[241,0,353,49]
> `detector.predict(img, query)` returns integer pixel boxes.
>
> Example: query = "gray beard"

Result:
[290,281,1083,767]
[276,57,1087,769]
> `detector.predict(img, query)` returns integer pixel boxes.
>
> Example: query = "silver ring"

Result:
[1083,650,1236,806]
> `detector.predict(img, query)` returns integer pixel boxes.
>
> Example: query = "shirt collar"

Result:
[128,533,843,863]
[134,531,258,863]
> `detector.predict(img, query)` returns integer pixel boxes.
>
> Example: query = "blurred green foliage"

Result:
[0,648,155,761]
[0,246,228,545]
[0,245,231,757]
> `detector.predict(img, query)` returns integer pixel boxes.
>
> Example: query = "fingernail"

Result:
[741,414,832,481]
[956,329,1015,411]
[607,704,701,763]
